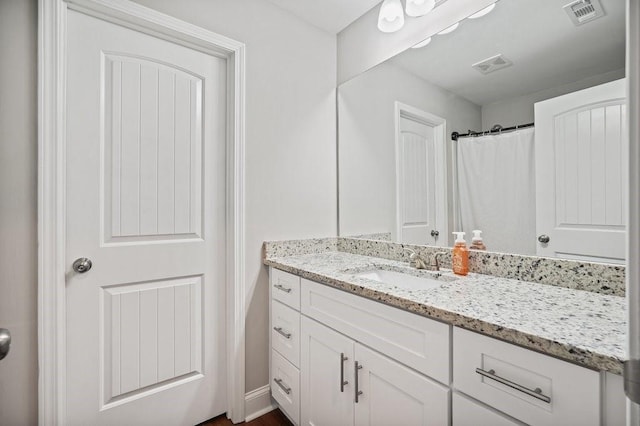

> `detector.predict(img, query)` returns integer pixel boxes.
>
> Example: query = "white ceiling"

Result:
[389,0,625,105]
[264,0,382,34]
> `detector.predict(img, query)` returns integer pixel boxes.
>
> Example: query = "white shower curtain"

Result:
[456,127,536,255]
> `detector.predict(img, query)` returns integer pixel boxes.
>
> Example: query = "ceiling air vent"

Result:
[471,54,513,75]
[563,0,606,26]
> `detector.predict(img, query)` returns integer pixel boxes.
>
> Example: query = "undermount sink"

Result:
[355,269,448,290]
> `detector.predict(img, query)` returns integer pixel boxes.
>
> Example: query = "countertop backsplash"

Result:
[264,236,625,297]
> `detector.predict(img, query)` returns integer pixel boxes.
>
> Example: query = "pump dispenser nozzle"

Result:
[471,229,486,250]
[453,232,466,244]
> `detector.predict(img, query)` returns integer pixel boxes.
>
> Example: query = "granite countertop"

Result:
[264,251,626,374]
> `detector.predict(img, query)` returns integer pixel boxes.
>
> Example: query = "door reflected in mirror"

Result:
[338,0,626,263]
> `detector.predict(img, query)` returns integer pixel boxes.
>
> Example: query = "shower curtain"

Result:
[456,127,536,255]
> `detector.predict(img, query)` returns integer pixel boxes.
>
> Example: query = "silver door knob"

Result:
[72,257,92,273]
[431,230,440,238]
[538,235,550,244]
[0,328,11,361]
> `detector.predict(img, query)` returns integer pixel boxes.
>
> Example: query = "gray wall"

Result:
[0,0,39,425]
[481,68,626,129]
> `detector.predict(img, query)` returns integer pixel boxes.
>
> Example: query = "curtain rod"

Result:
[451,122,534,141]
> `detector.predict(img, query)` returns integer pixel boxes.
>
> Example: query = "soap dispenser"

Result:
[452,232,469,276]
[470,230,487,250]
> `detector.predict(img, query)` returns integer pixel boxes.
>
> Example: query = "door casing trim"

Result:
[38,0,246,423]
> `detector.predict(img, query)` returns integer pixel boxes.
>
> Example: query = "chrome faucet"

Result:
[431,252,448,272]
[406,249,429,269]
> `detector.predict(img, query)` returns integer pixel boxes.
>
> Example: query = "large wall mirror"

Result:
[338,0,626,263]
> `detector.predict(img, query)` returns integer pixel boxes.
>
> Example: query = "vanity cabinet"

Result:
[270,268,450,425]
[300,316,449,426]
[269,267,623,426]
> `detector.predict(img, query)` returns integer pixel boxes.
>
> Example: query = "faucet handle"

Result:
[432,251,448,271]
[404,247,417,262]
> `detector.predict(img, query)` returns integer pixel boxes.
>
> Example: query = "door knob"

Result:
[538,235,550,244]
[72,257,92,273]
[430,230,440,238]
[0,328,11,361]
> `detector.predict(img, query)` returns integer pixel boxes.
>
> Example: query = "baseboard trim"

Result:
[244,384,276,422]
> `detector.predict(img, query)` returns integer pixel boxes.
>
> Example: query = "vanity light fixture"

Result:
[411,37,432,48]
[405,0,436,17]
[437,22,459,35]
[377,0,405,33]
[467,3,496,19]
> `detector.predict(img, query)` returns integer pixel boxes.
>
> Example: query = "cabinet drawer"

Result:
[272,300,300,367]
[453,327,600,426]
[301,278,450,384]
[271,350,300,425]
[271,268,301,310]
[453,392,522,426]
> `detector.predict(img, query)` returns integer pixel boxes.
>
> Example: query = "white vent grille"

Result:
[563,0,605,26]
[471,54,513,75]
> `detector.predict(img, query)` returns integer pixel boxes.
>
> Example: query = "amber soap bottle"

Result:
[452,232,469,276]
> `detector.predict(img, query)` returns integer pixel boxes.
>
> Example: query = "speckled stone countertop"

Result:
[264,251,626,374]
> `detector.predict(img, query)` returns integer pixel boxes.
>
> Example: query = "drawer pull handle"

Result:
[475,368,551,403]
[273,327,292,339]
[355,361,363,403]
[340,353,349,392]
[274,378,291,395]
[274,284,292,293]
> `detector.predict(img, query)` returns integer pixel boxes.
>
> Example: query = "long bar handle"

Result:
[355,361,363,403]
[273,327,292,339]
[273,378,291,395]
[340,353,349,392]
[274,284,292,293]
[475,368,551,403]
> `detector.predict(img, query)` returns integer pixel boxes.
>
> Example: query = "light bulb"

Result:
[405,0,436,17]
[468,3,496,19]
[377,0,405,33]
[437,22,459,35]
[411,37,432,48]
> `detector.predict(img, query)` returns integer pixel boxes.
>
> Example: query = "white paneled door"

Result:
[395,105,447,246]
[65,9,226,424]
[535,79,627,263]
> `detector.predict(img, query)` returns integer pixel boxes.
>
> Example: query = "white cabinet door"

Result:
[301,317,354,426]
[354,344,449,426]
[535,79,627,263]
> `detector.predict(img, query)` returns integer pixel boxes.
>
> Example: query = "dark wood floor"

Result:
[198,409,293,426]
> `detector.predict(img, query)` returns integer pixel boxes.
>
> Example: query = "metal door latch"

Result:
[0,328,11,361]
